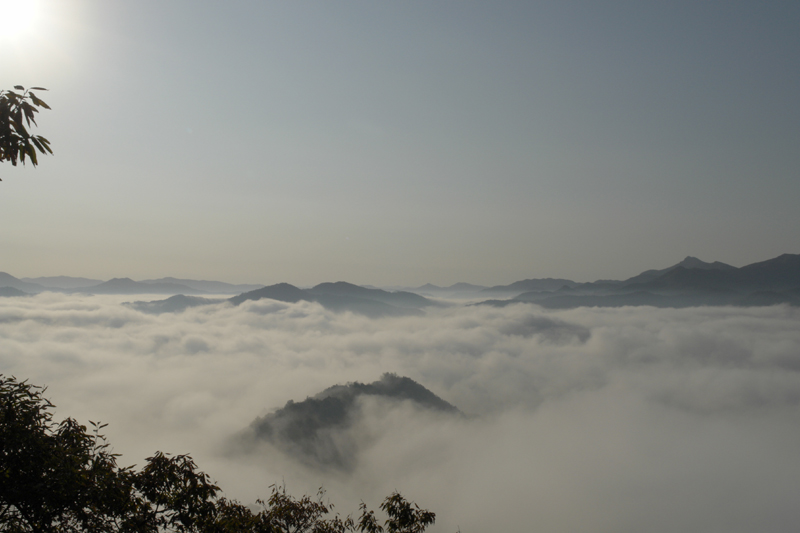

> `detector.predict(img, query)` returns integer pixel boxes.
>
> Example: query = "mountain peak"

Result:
[678,256,708,268]
[312,281,362,291]
[239,374,459,470]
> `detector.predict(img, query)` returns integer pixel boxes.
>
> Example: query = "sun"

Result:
[0,0,39,39]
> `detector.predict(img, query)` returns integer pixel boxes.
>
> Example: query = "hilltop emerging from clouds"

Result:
[235,374,460,471]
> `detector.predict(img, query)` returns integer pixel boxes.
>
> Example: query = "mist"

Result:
[3,293,800,532]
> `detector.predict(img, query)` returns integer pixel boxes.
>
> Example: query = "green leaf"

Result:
[39,137,53,154]
[28,92,51,110]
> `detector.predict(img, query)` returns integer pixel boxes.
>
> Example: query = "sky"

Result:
[1,0,799,286]
[4,294,800,532]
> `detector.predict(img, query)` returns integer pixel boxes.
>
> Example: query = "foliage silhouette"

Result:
[0,375,437,533]
[0,86,52,171]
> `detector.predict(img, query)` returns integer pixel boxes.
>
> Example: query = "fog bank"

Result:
[2,293,800,532]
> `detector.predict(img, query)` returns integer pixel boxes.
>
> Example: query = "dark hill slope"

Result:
[737,253,800,290]
[238,374,459,471]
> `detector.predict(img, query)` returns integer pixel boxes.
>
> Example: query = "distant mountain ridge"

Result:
[625,254,800,293]
[131,281,438,317]
[478,253,800,309]
[229,281,436,317]
[125,295,224,314]
[0,286,28,297]
[77,278,207,295]
[20,276,103,289]
[3,252,798,309]
[621,256,736,285]
[230,283,307,304]
[0,273,264,296]
[310,281,432,308]
[415,282,488,292]
[140,277,263,294]
[0,273,48,293]
[482,278,580,294]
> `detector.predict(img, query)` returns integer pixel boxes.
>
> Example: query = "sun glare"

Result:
[0,0,39,39]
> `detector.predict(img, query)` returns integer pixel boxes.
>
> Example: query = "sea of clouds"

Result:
[3,293,800,532]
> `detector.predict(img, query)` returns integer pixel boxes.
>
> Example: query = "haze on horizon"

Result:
[2,1,799,287]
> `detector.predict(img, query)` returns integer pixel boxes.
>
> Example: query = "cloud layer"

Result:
[3,293,800,532]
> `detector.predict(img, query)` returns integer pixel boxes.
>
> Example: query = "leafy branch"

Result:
[0,85,53,171]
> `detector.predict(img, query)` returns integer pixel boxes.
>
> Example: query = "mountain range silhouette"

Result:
[481,254,800,309]
[3,252,800,309]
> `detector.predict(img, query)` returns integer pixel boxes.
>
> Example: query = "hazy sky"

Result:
[2,1,799,286]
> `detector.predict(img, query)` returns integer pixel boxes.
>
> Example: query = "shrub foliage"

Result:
[0,375,435,533]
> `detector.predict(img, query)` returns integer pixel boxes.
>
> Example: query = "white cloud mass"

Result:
[3,293,800,532]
